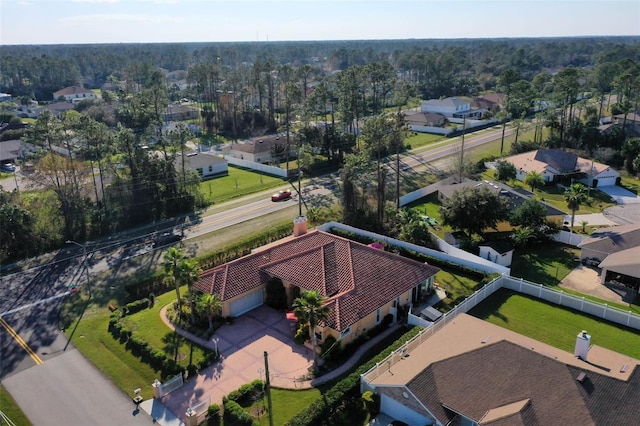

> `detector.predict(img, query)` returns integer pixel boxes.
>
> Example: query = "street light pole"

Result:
[66,240,91,298]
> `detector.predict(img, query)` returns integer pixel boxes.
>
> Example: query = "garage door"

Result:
[229,290,263,316]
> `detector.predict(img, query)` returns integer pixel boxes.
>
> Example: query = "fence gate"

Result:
[158,374,184,397]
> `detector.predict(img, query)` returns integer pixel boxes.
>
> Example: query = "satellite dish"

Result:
[402,392,409,399]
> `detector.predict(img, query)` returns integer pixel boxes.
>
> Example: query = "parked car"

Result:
[581,257,601,267]
[1,162,16,172]
[271,189,292,202]
[152,232,182,248]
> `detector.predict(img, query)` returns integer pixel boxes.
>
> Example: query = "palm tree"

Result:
[163,247,186,310]
[293,290,330,374]
[524,171,544,192]
[564,183,588,229]
[178,259,202,325]
[198,293,223,332]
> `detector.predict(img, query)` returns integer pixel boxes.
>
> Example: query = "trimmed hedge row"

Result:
[108,312,218,379]
[223,400,258,426]
[286,326,423,426]
[223,379,264,407]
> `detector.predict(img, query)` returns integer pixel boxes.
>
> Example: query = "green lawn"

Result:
[119,290,214,368]
[0,384,31,426]
[434,269,482,311]
[67,313,159,398]
[510,242,579,286]
[200,165,288,204]
[469,288,640,359]
[248,388,322,426]
[405,132,447,149]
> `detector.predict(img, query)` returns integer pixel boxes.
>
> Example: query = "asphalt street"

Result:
[2,349,152,426]
[0,127,505,423]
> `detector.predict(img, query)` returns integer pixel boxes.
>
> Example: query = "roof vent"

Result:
[576,372,587,383]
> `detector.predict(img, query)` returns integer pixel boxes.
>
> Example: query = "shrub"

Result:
[223,400,259,426]
[320,335,341,362]
[294,324,309,345]
[287,326,422,426]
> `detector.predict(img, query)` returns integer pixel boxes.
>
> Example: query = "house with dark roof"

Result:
[163,104,199,121]
[472,93,505,113]
[503,149,620,187]
[437,180,566,232]
[611,112,640,137]
[362,313,640,425]
[578,223,640,285]
[478,240,514,267]
[193,229,439,347]
[52,86,97,103]
[0,139,37,163]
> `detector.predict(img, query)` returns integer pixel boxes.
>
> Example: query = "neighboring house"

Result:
[404,111,447,132]
[163,104,199,121]
[478,240,514,267]
[421,97,482,119]
[577,223,640,284]
[437,180,566,232]
[52,86,97,103]
[611,112,640,137]
[472,93,505,113]
[161,121,202,136]
[174,152,228,178]
[0,93,12,102]
[193,229,440,348]
[226,135,295,165]
[0,139,37,163]
[504,149,620,187]
[362,313,640,426]
[34,102,75,118]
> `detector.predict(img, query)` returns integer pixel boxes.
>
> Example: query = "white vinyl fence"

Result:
[363,274,640,389]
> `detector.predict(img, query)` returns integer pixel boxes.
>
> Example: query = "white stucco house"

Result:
[421,97,481,119]
[175,152,228,178]
[52,86,97,103]
[503,149,620,188]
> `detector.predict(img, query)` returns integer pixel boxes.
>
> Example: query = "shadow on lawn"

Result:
[467,288,514,323]
[510,243,578,286]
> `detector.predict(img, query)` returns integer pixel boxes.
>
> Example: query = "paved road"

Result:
[2,349,152,426]
[0,126,507,421]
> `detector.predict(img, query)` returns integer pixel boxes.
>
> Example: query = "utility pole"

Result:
[459,114,466,183]
[264,351,274,426]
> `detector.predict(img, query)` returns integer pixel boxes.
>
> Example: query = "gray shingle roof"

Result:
[407,340,607,425]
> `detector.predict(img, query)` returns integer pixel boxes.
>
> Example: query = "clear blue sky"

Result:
[1,0,638,45]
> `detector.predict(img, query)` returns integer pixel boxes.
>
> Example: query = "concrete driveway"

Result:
[159,305,313,419]
[598,186,640,204]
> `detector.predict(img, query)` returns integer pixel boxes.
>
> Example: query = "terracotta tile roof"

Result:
[193,230,439,331]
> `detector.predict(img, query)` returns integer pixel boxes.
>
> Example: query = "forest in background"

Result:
[1,36,640,263]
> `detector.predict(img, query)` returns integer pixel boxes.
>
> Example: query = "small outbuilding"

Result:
[479,240,514,267]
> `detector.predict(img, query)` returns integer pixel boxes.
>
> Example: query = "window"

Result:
[340,327,351,338]
[208,165,213,172]
[314,332,322,342]
[376,308,381,324]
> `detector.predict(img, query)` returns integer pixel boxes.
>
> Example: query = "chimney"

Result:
[293,215,308,237]
[574,330,591,361]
